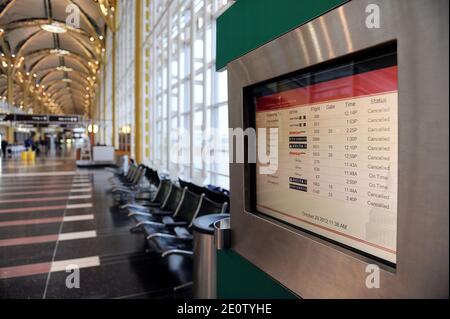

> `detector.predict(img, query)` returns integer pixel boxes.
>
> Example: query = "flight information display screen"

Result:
[247,44,398,264]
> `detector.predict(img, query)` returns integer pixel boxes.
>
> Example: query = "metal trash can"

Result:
[192,214,229,299]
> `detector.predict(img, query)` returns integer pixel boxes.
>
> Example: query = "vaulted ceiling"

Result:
[0,0,116,116]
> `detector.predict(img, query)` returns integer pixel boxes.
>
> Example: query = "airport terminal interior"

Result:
[0,0,448,300]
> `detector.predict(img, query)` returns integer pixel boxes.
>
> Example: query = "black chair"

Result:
[111,164,144,190]
[150,169,161,187]
[121,179,172,211]
[111,165,147,205]
[128,184,185,232]
[179,178,190,189]
[186,182,205,196]
[134,168,159,201]
[147,195,228,256]
[204,188,229,206]
[109,162,136,185]
[112,165,146,193]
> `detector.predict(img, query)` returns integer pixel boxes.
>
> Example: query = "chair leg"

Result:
[174,281,193,293]
[130,224,143,233]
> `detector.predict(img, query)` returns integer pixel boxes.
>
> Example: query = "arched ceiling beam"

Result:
[46,81,89,98]
[0,0,19,20]
[11,25,99,60]
[26,49,97,75]
[29,54,91,75]
[48,83,88,100]
[30,64,90,78]
[39,69,90,88]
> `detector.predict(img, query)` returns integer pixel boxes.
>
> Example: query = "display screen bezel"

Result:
[243,41,398,268]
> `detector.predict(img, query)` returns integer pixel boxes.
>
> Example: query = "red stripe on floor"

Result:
[0,234,58,247]
[0,190,76,196]
[0,196,70,204]
[0,262,52,280]
[0,184,90,191]
[0,205,67,214]
[0,217,63,227]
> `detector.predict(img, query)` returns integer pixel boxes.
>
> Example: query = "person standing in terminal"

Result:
[24,135,33,150]
[1,138,8,158]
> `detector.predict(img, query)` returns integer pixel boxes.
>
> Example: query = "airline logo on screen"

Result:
[255,65,398,264]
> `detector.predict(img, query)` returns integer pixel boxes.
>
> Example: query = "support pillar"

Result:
[134,0,142,163]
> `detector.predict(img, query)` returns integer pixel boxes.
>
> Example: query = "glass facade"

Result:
[99,0,231,189]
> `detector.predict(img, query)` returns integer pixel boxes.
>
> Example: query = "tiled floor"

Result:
[0,150,192,299]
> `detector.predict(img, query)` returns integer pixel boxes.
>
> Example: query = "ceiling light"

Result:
[89,37,95,42]
[41,21,67,33]
[57,66,73,72]
[99,35,104,40]
[63,78,73,83]
[50,49,70,56]
[41,22,67,34]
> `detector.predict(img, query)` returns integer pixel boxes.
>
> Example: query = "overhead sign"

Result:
[0,114,80,124]
[49,115,80,123]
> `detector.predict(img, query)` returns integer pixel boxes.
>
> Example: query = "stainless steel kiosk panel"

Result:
[227,0,448,298]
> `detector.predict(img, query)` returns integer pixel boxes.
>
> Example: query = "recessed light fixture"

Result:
[50,49,70,56]
[41,22,67,34]
[57,66,73,72]
[63,78,73,83]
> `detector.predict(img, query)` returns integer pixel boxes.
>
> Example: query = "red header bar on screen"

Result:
[255,66,398,112]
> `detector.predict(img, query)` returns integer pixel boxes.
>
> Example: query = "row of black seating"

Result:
[108,160,229,260]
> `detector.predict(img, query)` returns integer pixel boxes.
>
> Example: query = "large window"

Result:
[142,0,232,189]
[115,0,136,153]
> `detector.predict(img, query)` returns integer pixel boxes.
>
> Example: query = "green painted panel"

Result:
[216,0,348,70]
[217,250,298,299]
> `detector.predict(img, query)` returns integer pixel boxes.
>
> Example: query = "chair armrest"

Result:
[128,211,152,217]
[120,203,149,211]
[161,249,193,258]
[164,221,188,227]
[152,210,173,216]
[147,233,178,240]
